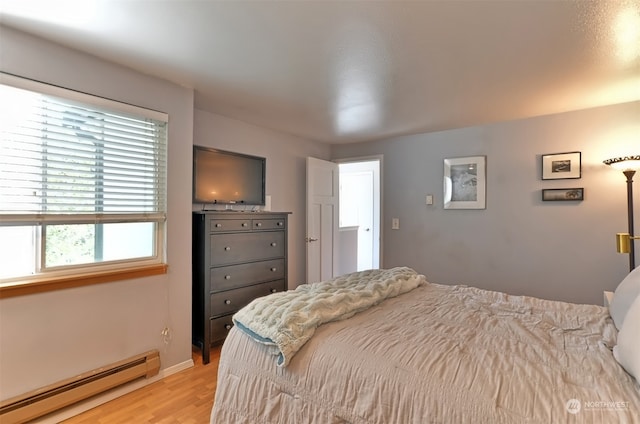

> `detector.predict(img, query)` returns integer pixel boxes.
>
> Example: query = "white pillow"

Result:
[613,295,640,380]
[609,266,640,330]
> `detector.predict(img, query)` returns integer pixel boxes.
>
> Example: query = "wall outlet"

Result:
[392,218,400,230]
[161,327,171,345]
[426,194,433,205]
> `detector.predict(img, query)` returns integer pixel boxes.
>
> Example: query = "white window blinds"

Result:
[0,74,168,226]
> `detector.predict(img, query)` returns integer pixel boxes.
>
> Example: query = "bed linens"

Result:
[232,267,426,366]
[212,281,640,424]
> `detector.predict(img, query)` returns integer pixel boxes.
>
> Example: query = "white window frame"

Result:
[0,73,168,288]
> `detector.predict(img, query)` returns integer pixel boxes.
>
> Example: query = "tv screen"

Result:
[193,146,266,205]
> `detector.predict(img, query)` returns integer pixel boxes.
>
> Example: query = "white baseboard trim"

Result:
[161,358,196,377]
[31,358,195,424]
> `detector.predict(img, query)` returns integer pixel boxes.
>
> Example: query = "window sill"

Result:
[0,264,168,298]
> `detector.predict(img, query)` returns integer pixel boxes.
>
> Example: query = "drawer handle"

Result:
[215,223,222,228]
[224,246,231,251]
[270,288,278,293]
[256,222,262,227]
[270,267,277,272]
[270,242,277,247]
[224,299,231,305]
[242,222,248,227]
[277,221,283,226]
[225,324,232,330]
[225,275,231,280]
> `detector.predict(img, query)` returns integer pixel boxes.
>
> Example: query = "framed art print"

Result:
[542,188,584,201]
[541,152,581,180]
[444,156,486,209]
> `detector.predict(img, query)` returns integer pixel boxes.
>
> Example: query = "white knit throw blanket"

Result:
[232,267,427,367]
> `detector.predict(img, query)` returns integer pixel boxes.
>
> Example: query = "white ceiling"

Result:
[1,0,639,144]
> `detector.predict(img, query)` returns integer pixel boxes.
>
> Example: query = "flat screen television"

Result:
[193,146,266,205]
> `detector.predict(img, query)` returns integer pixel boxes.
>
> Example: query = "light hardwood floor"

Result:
[62,346,222,424]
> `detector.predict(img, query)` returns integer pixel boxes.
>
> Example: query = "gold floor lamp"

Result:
[603,155,640,271]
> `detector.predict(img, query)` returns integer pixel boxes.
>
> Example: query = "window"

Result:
[0,74,168,285]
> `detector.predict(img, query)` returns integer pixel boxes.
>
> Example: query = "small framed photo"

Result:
[542,188,584,201]
[444,156,486,209]
[541,151,581,180]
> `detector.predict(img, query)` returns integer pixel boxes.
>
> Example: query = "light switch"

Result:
[392,218,400,230]
[426,194,433,205]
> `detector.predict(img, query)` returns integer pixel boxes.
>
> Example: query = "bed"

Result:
[210,267,640,423]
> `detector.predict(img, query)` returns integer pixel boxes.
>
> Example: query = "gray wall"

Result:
[333,101,640,305]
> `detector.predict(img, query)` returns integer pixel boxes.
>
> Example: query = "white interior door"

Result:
[306,157,339,283]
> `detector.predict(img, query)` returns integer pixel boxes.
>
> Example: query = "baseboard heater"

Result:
[0,349,160,424]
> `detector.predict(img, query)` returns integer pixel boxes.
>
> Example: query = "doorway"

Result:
[338,158,381,271]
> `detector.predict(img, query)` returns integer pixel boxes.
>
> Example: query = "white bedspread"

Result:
[232,267,426,366]
[213,280,640,423]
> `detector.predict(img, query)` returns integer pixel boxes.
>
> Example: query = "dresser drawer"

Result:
[211,259,285,292]
[210,231,285,266]
[210,279,285,317]
[209,315,234,345]
[210,218,251,232]
[252,218,286,230]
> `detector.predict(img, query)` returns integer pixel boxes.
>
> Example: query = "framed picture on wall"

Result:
[443,156,486,209]
[541,151,581,180]
[542,188,584,201]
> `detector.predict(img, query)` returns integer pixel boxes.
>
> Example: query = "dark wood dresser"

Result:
[192,211,289,364]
